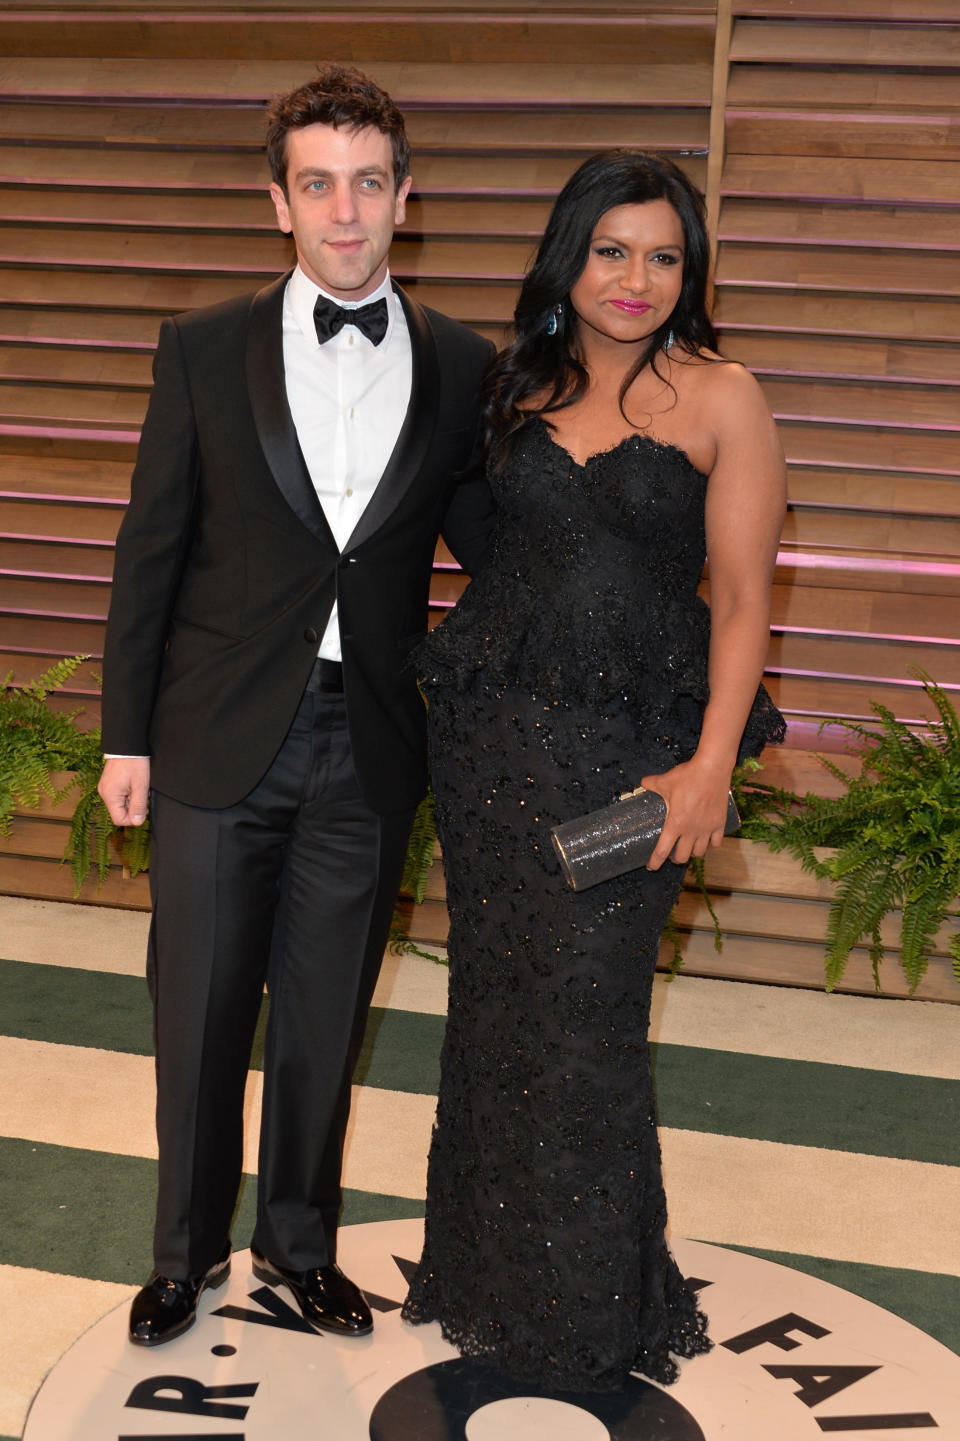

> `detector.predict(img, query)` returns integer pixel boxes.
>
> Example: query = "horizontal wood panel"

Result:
[0,53,714,102]
[728,109,960,162]
[0,572,110,614]
[717,243,960,297]
[784,465,960,516]
[0,305,165,348]
[0,265,283,312]
[781,505,960,556]
[769,582,960,639]
[0,430,138,462]
[731,1,959,20]
[772,548,958,597]
[714,289,960,343]
[723,330,960,384]
[0,15,716,64]
[0,383,148,424]
[727,109,960,161]
[674,883,957,956]
[0,498,123,541]
[0,145,274,191]
[660,928,957,1002]
[722,152,960,204]
[0,649,102,686]
[0,100,710,152]
[0,851,150,909]
[758,375,957,429]
[0,452,132,497]
[767,631,960,687]
[718,197,960,252]
[727,61,960,110]
[10,1,716,11]
[764,672,954,726]
[775,419,960,475]
[0,612,105,654]
[0,345,154,387]
[731,19,960,67]
[0,537,114,578]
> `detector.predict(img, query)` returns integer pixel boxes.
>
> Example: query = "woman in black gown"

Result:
[402,152,787,1393]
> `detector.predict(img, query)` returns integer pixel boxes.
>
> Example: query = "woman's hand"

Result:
[640,757,733,870]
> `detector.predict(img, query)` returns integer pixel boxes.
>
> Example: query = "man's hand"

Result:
[98,756,151,826]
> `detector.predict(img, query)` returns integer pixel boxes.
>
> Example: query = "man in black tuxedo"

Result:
[98,65,494,1347]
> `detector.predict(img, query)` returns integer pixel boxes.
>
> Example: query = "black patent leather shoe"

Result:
[129,1242,231,1346]
[250,1243,373,1336]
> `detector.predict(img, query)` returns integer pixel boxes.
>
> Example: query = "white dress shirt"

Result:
[282,265,413,661]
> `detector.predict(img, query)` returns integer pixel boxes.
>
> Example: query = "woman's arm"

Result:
[643,361,786,869]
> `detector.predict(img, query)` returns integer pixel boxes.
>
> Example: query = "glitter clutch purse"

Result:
[550,786,740,891]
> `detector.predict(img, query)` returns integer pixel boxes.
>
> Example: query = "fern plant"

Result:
[733,669,960,995]
[388,789,443,962]
[1,656,149,892]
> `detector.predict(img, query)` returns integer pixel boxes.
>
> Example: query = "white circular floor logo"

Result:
[25,1220,959,1439]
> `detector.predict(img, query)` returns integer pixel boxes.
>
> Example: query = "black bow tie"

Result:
[313,294,389,347]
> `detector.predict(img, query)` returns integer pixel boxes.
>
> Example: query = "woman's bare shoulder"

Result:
[678,351,773,425]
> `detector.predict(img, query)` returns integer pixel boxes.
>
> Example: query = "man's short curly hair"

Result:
[266,64,410,194]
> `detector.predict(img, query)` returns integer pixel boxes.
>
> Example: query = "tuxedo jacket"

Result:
[101,274,495,814]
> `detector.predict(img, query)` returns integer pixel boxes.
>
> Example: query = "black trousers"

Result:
[146,669,415,1279]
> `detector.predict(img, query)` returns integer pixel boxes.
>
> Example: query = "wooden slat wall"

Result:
[713,0,960,747]
[0,2,715,720]
[1,3,958,999]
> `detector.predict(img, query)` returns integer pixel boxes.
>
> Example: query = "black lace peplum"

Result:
[401,418,785,1393]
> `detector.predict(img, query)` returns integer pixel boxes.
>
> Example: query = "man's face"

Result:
[270,122,411,300]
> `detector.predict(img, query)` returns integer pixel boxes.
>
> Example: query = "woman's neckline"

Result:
[532,414,707,479]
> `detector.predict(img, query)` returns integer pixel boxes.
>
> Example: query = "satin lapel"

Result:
[344,284,440,551]
[245,271,338,549]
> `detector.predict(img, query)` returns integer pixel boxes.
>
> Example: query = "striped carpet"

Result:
[2,894,958,1439]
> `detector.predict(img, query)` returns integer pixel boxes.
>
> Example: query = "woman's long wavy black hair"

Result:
[484,149,718,462]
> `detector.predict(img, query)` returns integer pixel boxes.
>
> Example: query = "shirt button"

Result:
[345,487,354,497]
[303,627,319,644]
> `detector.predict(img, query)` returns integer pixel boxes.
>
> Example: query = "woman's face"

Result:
[568,198,685,350]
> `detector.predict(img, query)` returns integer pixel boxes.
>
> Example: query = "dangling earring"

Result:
[663,328,676,352]
[546,302,563,337]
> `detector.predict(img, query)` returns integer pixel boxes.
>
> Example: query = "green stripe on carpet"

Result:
[0,958,444,1093]
[652,1043,960,1166]
[353,1006,444,1094]
[5,960,958,1163]
[0,957,154,1056]
[719,1243,960,1356]
[0,1136,421,1286]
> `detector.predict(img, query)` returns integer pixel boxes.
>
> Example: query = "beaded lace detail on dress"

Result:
[401,419,784,1393]
[418,418,785,760]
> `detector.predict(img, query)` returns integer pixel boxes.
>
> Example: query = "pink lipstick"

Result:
[610,299,652,314]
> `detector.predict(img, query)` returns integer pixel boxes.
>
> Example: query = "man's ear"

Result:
[270,182,293,235]
[394,173,413,227]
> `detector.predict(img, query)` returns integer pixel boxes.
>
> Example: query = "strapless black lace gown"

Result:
[401,418,785,1393]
